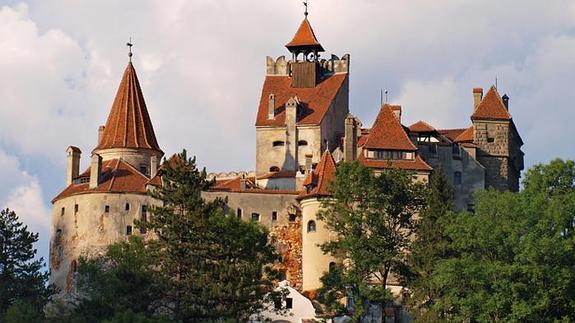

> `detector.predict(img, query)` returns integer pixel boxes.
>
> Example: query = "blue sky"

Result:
[1,0,575,263]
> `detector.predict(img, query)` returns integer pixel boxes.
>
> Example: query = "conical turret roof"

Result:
[286,18,325,52]
[94,62,162,152]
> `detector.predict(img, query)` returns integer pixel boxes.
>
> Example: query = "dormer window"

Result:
[272,141,285,147]
[365,149,415,160]
[298,140,308,146]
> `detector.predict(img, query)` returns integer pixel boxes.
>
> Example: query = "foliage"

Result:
[407,166,455,320]
[429,159,575,322]
[0,208,51,320]
[316,161,427,319]
[72,150,280,322]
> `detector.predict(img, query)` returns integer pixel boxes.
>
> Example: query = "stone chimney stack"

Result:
[343,115,358,162]
[150,155,159,178]
[502,94,509,110]
[89,154,102,189]
[473,88,483,111]
[268,93,275,119]
[66,146,81,186]
[98,126,105,144]
[239,175,247,191]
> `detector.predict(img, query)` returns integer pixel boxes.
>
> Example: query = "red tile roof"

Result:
[358,154,432,172]
[409,120,436,133]
[471,86,512,121]
[257,171,297,180]
[454,126,474,143]
[255,74,347,127]
[437,128,467,142]
[52,159,151,202]
[94,63,162,153]
[285,18,324,52]
[300,150,336,199]
[208,176,299,195]
[363,104,417,151]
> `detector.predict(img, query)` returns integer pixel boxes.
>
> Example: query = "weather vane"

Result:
[303,0,308,17]
[126,37,133,62]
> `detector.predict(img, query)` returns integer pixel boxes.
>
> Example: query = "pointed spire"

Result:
[471,86,512,121]
[301,150,336,198]
[94,62,162,153]
[286,17,325,53]
[364,104,417,151]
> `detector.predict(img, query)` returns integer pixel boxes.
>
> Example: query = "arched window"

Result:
[454,171,462,185]
[269,166,280,172]
[329,262,336,272]
[272,141,285,147]
[307,220,316,233]
[298,140,308,146]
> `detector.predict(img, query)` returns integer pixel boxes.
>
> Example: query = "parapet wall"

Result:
[266,54,350,76]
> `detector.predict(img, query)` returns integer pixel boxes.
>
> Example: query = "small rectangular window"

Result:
[125,203,130,211]
[289,214,296,222]
[487,137,495,143]
[105,205,110,213]
[272,211,278,222]
[74,204,78,214]
[251,213,260,222]
[140,206,148,234]
[61,207,65,216]
[126,225,132,235]
[286,298,293,309]
[237,208,242,219]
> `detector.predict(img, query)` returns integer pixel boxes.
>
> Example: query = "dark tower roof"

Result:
[94,62,162,153]
[285,18,325,53]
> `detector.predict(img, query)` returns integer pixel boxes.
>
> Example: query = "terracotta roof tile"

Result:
[53,159,150,202]
[437,128,467,142]
[257,171,297,180]
[300,150,336,199]
[454,126,474,143]
[285,18,324,52]
[94,63,162,153]
[409,120,436,133]
[255,74,347,127]
[359,154,432,172]
[208,176,298,195]
[471,86,512,121]
[364,104,417,151]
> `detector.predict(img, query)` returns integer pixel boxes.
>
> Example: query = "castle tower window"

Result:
[272,211,278,222]
[74,204,78,214]
[140,205,148,234]
[269,166,280,172]
[272,141,285,147]
[298,140,308,146]
[125,203,130,211]
[105,205,110,213]
[237,208,242,219]
[126,225,132,235]
[452,144,461,156]
[289,214,296,222]
[286,298,293,309]
[251,213,260,222]
[307,220,316,233]
[454,172,462,185]
[429,144,438,155]
[329,262,336,272]
[487,137,495,143]
[61,207,65,216]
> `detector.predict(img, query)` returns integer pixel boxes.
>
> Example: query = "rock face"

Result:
[270,216,303,290]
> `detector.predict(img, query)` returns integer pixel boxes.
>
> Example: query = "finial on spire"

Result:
[126,37,133,62]
[303,0,308,17]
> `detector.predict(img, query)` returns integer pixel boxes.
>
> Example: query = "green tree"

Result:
[408,166,455,321]
[0,208,51,320]
[316,161,427,320]
[431,159,575,322]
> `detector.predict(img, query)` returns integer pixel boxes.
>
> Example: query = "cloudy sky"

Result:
[1,0,575,263]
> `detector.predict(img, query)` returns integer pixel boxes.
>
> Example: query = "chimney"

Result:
[473,88,483,111]
[150,155,159,178]
[98,125,105,144]
[89,154,102,189]
[502,94,509,110]
[268,93,275,119]
[305,154,313,175]
[239,175,247,191]
[66,146,81,186]
[344,115,358,162]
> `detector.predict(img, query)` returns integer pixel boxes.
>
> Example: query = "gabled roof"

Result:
[94,62,162,153]
[363,104,417,151]
[255,74,347,127]
[409,120,436,133]
[300,150,336,199]
[52,159,151,202]
[437,128,467,142]
[471,86,512,121]
[285,18,325,52]
[454,126,474,143]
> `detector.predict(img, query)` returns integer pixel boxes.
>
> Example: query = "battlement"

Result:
[266,54,350,76]
[208,171,256,181]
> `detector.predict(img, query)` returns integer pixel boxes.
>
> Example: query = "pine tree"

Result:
[0,208,51,318]
[407,166,455,321]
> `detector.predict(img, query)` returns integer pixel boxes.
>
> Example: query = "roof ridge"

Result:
[364,105,417,151]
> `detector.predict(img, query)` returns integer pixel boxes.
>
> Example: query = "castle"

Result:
[50,12,524,297]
